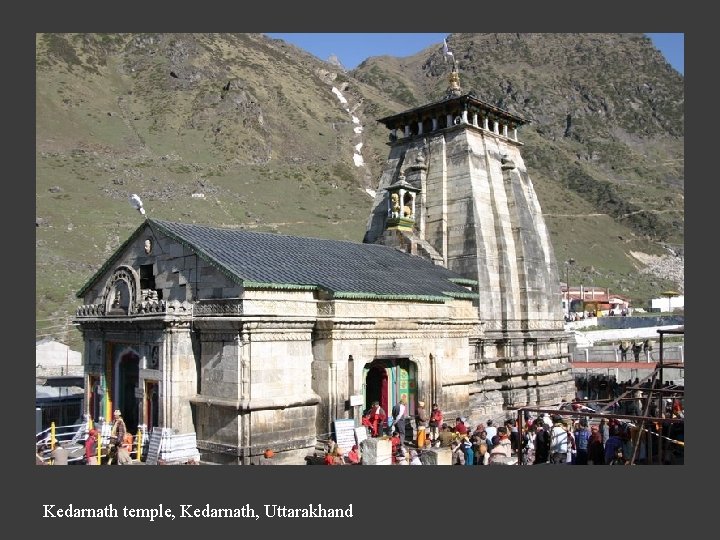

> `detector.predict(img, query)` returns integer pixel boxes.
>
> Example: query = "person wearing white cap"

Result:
[415,400,428,448]
[109,409,127,464]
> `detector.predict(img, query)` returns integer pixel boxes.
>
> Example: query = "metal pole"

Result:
[586,368,589,400]
[630,370,657,465]
[659,332,664,387]
[136,430,143,462]
[565,258,574,317]
[566,265,570,315]
[657,331,665,464]
[517,409,524,466]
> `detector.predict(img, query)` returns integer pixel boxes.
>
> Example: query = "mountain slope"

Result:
[35,33,684,349]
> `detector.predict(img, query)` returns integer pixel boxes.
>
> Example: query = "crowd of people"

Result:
[337,384,684,465]
[354,400,524,465]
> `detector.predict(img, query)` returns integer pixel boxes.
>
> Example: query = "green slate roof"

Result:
[78,219,478,302]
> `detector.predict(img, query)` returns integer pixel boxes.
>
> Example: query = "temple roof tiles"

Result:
[77,219,478,302]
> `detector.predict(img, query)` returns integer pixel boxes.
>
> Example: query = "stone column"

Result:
[432,117,438,131]
[493,120,500,134]
[461,110,469,124]
[239,330,250,464]
[483,117,489,130]
[404,125,411,137]
[162,323,196,434]
[472,112,478,127]
[502,124,508,137]
[512,127,518,141]
[418,120,423,135]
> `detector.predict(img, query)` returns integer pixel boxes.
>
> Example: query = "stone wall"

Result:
[311,297,477,438]
[192,317,320,462]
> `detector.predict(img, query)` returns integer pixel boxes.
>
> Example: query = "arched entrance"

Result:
[365,365,388,412]
[115,350,140,433]
[363,358,418,419]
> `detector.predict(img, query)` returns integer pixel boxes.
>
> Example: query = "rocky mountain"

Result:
[35,33,684,349]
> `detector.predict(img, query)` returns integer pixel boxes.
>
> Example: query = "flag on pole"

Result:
[443,39,454,63]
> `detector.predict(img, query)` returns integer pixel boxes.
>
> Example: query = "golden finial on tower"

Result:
[447,67,461,97]
[443,38,461,97]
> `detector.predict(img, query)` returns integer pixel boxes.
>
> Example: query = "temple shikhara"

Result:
[74,64,574,464]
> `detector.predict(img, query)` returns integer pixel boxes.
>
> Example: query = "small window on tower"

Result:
[140,264,161,300]
[140,264,155,290]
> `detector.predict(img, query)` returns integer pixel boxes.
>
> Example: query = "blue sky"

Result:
[645,33,684,74]
[265,33,684,75]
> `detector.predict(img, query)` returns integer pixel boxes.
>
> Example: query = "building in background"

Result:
[650,293,684,312]
[561,285,631,318]
[35,339,85,431]
[36,338,83,382]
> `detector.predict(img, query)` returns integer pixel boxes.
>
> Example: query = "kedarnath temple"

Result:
[74,66,575,464]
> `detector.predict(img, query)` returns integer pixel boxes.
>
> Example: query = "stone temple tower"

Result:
[364,66,575,417]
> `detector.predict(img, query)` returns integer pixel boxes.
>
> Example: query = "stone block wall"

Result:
[194,404,239,447]
[361,437,392,465]
[249,405,317,454]
[199,336,241,400]
[420,447,452,465]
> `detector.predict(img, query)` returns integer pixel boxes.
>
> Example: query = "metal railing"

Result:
[571,345,684,363]
[36,421,148,465]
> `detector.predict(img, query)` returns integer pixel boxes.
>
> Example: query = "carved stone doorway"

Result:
[116,350,140,433]
[363,358,417,421]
